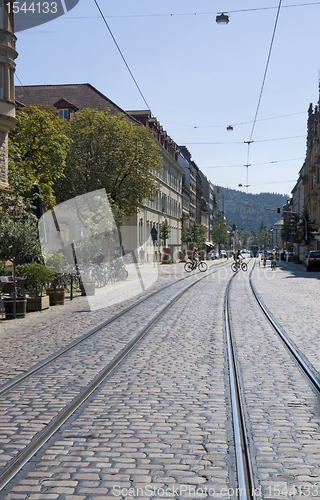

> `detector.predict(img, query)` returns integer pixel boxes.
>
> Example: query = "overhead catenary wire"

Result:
[185,135,305,144]
[161,111,306,130]
[14,73,33,102]
[249,0,283,142]
[65,2,320,20]
[202,157,304,168]
[92,0,152,114]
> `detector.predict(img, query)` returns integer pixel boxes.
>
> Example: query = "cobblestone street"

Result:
[1,259,320,499]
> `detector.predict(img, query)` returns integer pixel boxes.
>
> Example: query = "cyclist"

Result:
[234,249,242,265]
[192,248,199,268]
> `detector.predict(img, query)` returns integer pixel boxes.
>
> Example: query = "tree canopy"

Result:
[281,209,316,247]
[54,108,163,224]
[190,222,207,248]
[9,105,71,210]
[0,194,41,276]
[159,219,170,247]
[212,218,229,250]
[252,221,272,249]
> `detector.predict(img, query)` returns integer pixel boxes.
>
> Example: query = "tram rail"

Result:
[0,264,221,492]
[249,263,320,396]
[0,261,230,398]
[4,256,314,497]
[224,269,256,500]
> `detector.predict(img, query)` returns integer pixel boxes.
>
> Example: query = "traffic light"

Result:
[277,208,281,214]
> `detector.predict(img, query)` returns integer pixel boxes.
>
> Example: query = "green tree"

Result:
[9,105,71,210]
[190,222,207,248]
[159,219,170,247]
[212,218,228,253]
[281,209,316,247]
[254,222,272,249]
[181,212,189,244]
[54,108,162,223]
[0,193,42,277]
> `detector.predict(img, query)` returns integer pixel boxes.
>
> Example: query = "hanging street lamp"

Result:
[216,13,229,25]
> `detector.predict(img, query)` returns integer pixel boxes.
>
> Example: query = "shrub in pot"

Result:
[18,263,55,311]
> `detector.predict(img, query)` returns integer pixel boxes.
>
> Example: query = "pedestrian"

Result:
[139,248,145,264]
[263,254,267,268]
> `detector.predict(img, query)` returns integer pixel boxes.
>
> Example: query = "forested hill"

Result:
[216,188,289,234]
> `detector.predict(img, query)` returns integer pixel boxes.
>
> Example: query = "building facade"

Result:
[126,111,183,261]
[0,2,17,192]
[289,93,320,254]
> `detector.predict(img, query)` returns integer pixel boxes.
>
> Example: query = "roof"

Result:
[273,220,284,227]
[14,83,139,123]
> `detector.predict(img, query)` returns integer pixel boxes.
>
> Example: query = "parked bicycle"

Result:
[231,260,247,272]
[184,259,208,272]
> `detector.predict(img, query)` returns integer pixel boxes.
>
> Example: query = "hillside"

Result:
[216,188,289,234]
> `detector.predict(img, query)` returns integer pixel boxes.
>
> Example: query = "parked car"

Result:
[209,252,219,260]
[286,252,295,262]
[220,250,227,258]
[306,250,320,271]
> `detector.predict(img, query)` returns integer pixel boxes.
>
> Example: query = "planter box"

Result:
[46,288,65,306]
[3,298,27,319]
[27,295,50,312]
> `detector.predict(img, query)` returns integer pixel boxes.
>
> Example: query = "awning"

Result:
[205,241,214,247]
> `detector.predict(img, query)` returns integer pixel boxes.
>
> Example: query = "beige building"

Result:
[14,86,184,261]
[0,1,17,192]
[124,111,183,262]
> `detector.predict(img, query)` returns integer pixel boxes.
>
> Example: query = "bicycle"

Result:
[184,259,208,272]
[231,260,247,272]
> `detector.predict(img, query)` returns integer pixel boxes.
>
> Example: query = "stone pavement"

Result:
[231,261,320,499]
[0,266,223,472]
[0,260,228,387]
[1,267,235,500]
[251,260,320,373]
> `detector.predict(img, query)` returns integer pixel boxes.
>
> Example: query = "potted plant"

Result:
[0,198,42,318]
[44,251,69,305]
[18,263,55,311]
[46,277,67,305]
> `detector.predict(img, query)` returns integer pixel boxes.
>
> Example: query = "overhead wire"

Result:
[249,0,283,142]
[64,2,320,20]
[15,73,33,102]
[202,157,304,168]
[185,135,305,144]
[92,0,152,113]
[161,111,306,129]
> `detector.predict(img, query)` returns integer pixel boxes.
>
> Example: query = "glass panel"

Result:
[0,64,3,100]
[0,0,3,30]
[58,109,69,118]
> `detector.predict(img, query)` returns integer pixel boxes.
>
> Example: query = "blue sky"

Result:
[15,0,320,196]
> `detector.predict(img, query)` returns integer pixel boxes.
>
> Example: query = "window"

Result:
[139,218,144,245]
[58,109,69,119]
[0,0,3,30]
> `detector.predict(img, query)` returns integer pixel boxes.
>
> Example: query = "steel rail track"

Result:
[0,261,228,398]
[225,270,256,500]
[249,262,320,396]
[0,267,215,492]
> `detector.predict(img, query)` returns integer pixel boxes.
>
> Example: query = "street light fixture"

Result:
[216,13,229,24]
